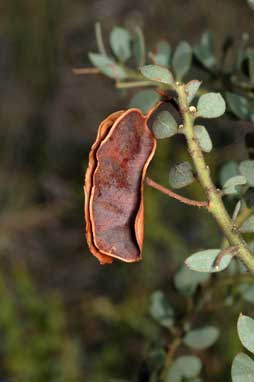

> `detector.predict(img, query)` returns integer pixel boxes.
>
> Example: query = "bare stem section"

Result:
[176,83,254,274]
[146,177,208,208]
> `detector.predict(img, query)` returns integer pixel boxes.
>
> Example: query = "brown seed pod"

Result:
[84,108,157,264]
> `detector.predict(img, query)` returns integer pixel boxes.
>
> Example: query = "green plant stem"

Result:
[222,206,254,249]
[95,22,107,56]
[116,80,155,89]
[176,83,254,274]
[160,337,181,381]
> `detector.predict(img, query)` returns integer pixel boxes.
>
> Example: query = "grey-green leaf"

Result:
[140,65,174,85]
[226,92,249,120]
[194,31,217,70]
[172,41,192,80]
[239,160,254,187]
[174,266,210,296]
[183,326,219,350]
[133,27,146,67]
[129,89,160,114]
[169,161,194,189]
[194,125,213,152]
[240,215,254,233]
[239,284,254,303]
[149,291,174,329]
[166,356,202,382]
[232,353,254,382]
[185,80,202,104]
[237,315,254,353]
[223,175,247,195]
[185,249,232,273]
[110,27,131,62]
[197,93,226,118]
[154,41,171,67]
[152,111,177,139]
[247,0,254,10]
[88,53,127,79]
[247,48,254,84]
[220,161,239,187]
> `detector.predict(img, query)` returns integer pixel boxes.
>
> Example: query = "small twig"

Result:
[214,246,239,269]
[95,21,107,56]
[146,177,208,208]
[72,67,100,75]
[115,80,155,89]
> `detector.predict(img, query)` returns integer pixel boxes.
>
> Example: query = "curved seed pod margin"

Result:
[84,107,159,264]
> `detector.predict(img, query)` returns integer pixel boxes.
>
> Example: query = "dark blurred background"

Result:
[0,1,254,381]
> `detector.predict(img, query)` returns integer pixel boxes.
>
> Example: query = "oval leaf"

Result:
[129,89,160,114]
[197,92,226,118]
[183,326,219,350]
[185,249,233,273]
[133,27,146,67]
[185,80,202,105]
[240,215,254,233]
[232,353,254,382]
[226,92,249,120]
[237,315,254,353]
[239,284,254,303]
[154,40,171,67]
[194,125,213,152]
[223,175,247,195]
[169,161,194,189]
[150,291,174,328]
[167,356,202,382]
[194,31,217,70]
[174,266,210,296]
[88,53,127,79]
[140,65,174,85]
[172,41,192,80]
[110,27,131,62]
[239,160,254,187]
[220,160,239,187]
[152,111,177,139]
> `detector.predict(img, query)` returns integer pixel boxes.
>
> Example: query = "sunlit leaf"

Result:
[237,315,254,353]
[185,249,232,273]
[232,353,254,382]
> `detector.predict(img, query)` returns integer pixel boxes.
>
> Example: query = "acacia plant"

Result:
[78,22,254,381]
